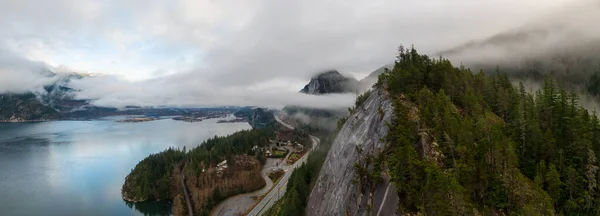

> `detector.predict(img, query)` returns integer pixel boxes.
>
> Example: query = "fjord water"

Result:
[0,116,251,216]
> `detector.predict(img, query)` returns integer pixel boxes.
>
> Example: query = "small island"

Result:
[172,116,203,122]
[216,117,246,123]
[117,117,157,123]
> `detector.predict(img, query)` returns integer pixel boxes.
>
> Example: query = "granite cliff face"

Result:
[306,88,399,216]
[300,70,358,95]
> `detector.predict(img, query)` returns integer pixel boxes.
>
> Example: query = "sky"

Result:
[0,0,583,108]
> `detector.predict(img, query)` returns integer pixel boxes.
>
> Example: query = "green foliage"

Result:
[122,126,276,204]
[122,147,186,201]
[355,90,372,109]
[586,68,600,96]
[379,46,600,215]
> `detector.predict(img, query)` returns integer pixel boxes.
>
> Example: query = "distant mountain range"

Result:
[0,70,248,122]
[0,70,89,122]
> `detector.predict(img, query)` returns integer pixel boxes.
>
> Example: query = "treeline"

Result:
[121,126,277,215]
[377,46,600,215]
[122,147,186,201]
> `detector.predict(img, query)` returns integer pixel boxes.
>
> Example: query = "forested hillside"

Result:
[375,46,600,215]
[122,126,276,215]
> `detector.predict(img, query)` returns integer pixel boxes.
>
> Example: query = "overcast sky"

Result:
[0,0,585,108]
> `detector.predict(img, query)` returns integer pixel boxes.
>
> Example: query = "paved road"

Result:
[246,115,320,216]
[181,164,194,216]
[212,147,293,216]
[211,158,277,216]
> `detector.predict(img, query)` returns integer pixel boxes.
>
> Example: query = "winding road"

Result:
[211,114,320,216]
[246,115,320,216]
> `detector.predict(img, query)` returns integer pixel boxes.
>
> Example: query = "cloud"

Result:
[0,0,577,109]
[0,45,58,93]
[69,75,356,109]
[440,0,600,68]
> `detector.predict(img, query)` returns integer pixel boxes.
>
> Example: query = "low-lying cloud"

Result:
[69,75,356,109]
[0,0,582,109]
[0,45,58,93]
[440,0,600,71]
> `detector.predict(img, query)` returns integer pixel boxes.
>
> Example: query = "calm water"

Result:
[0,116,251,216]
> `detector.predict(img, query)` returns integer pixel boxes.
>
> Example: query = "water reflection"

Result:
[0,117,251,216]
[125,200,173,216]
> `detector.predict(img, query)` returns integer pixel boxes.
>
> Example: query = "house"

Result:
[217,160,228,173]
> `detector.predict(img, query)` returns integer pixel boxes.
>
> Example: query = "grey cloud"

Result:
[0,0,577,109]
[440,0,600,68]
[0,45,58,93]
[70,75,356,109]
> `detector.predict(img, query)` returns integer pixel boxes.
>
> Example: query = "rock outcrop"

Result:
[300,70,358,95]
[306,88,399,216]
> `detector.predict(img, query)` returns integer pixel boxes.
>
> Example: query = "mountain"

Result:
[438,3,600,96]
[0,93,60,122]
[299,70,358,94]
[0,70,95,122]
[282,70,359,132]
[301,47,600,215]
[358,64,392,93]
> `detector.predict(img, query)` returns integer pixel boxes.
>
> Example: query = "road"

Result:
[212,148,293,215]
[181,164,194,216]
[245,115,320,216]
[211,114,319,216]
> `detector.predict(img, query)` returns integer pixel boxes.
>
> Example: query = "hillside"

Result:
[0,93,59,122]
[439,3,600,97]
[0,71,88,121]
[264,46,600,215]
[122,127,276,215]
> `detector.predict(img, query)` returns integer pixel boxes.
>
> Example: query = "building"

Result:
[216,160,228,173]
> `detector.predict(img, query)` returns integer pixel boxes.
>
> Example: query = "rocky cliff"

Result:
[300,70,358,95]
[306,88,399,216]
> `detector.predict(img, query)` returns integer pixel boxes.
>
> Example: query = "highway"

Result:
[245,115,320,216]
